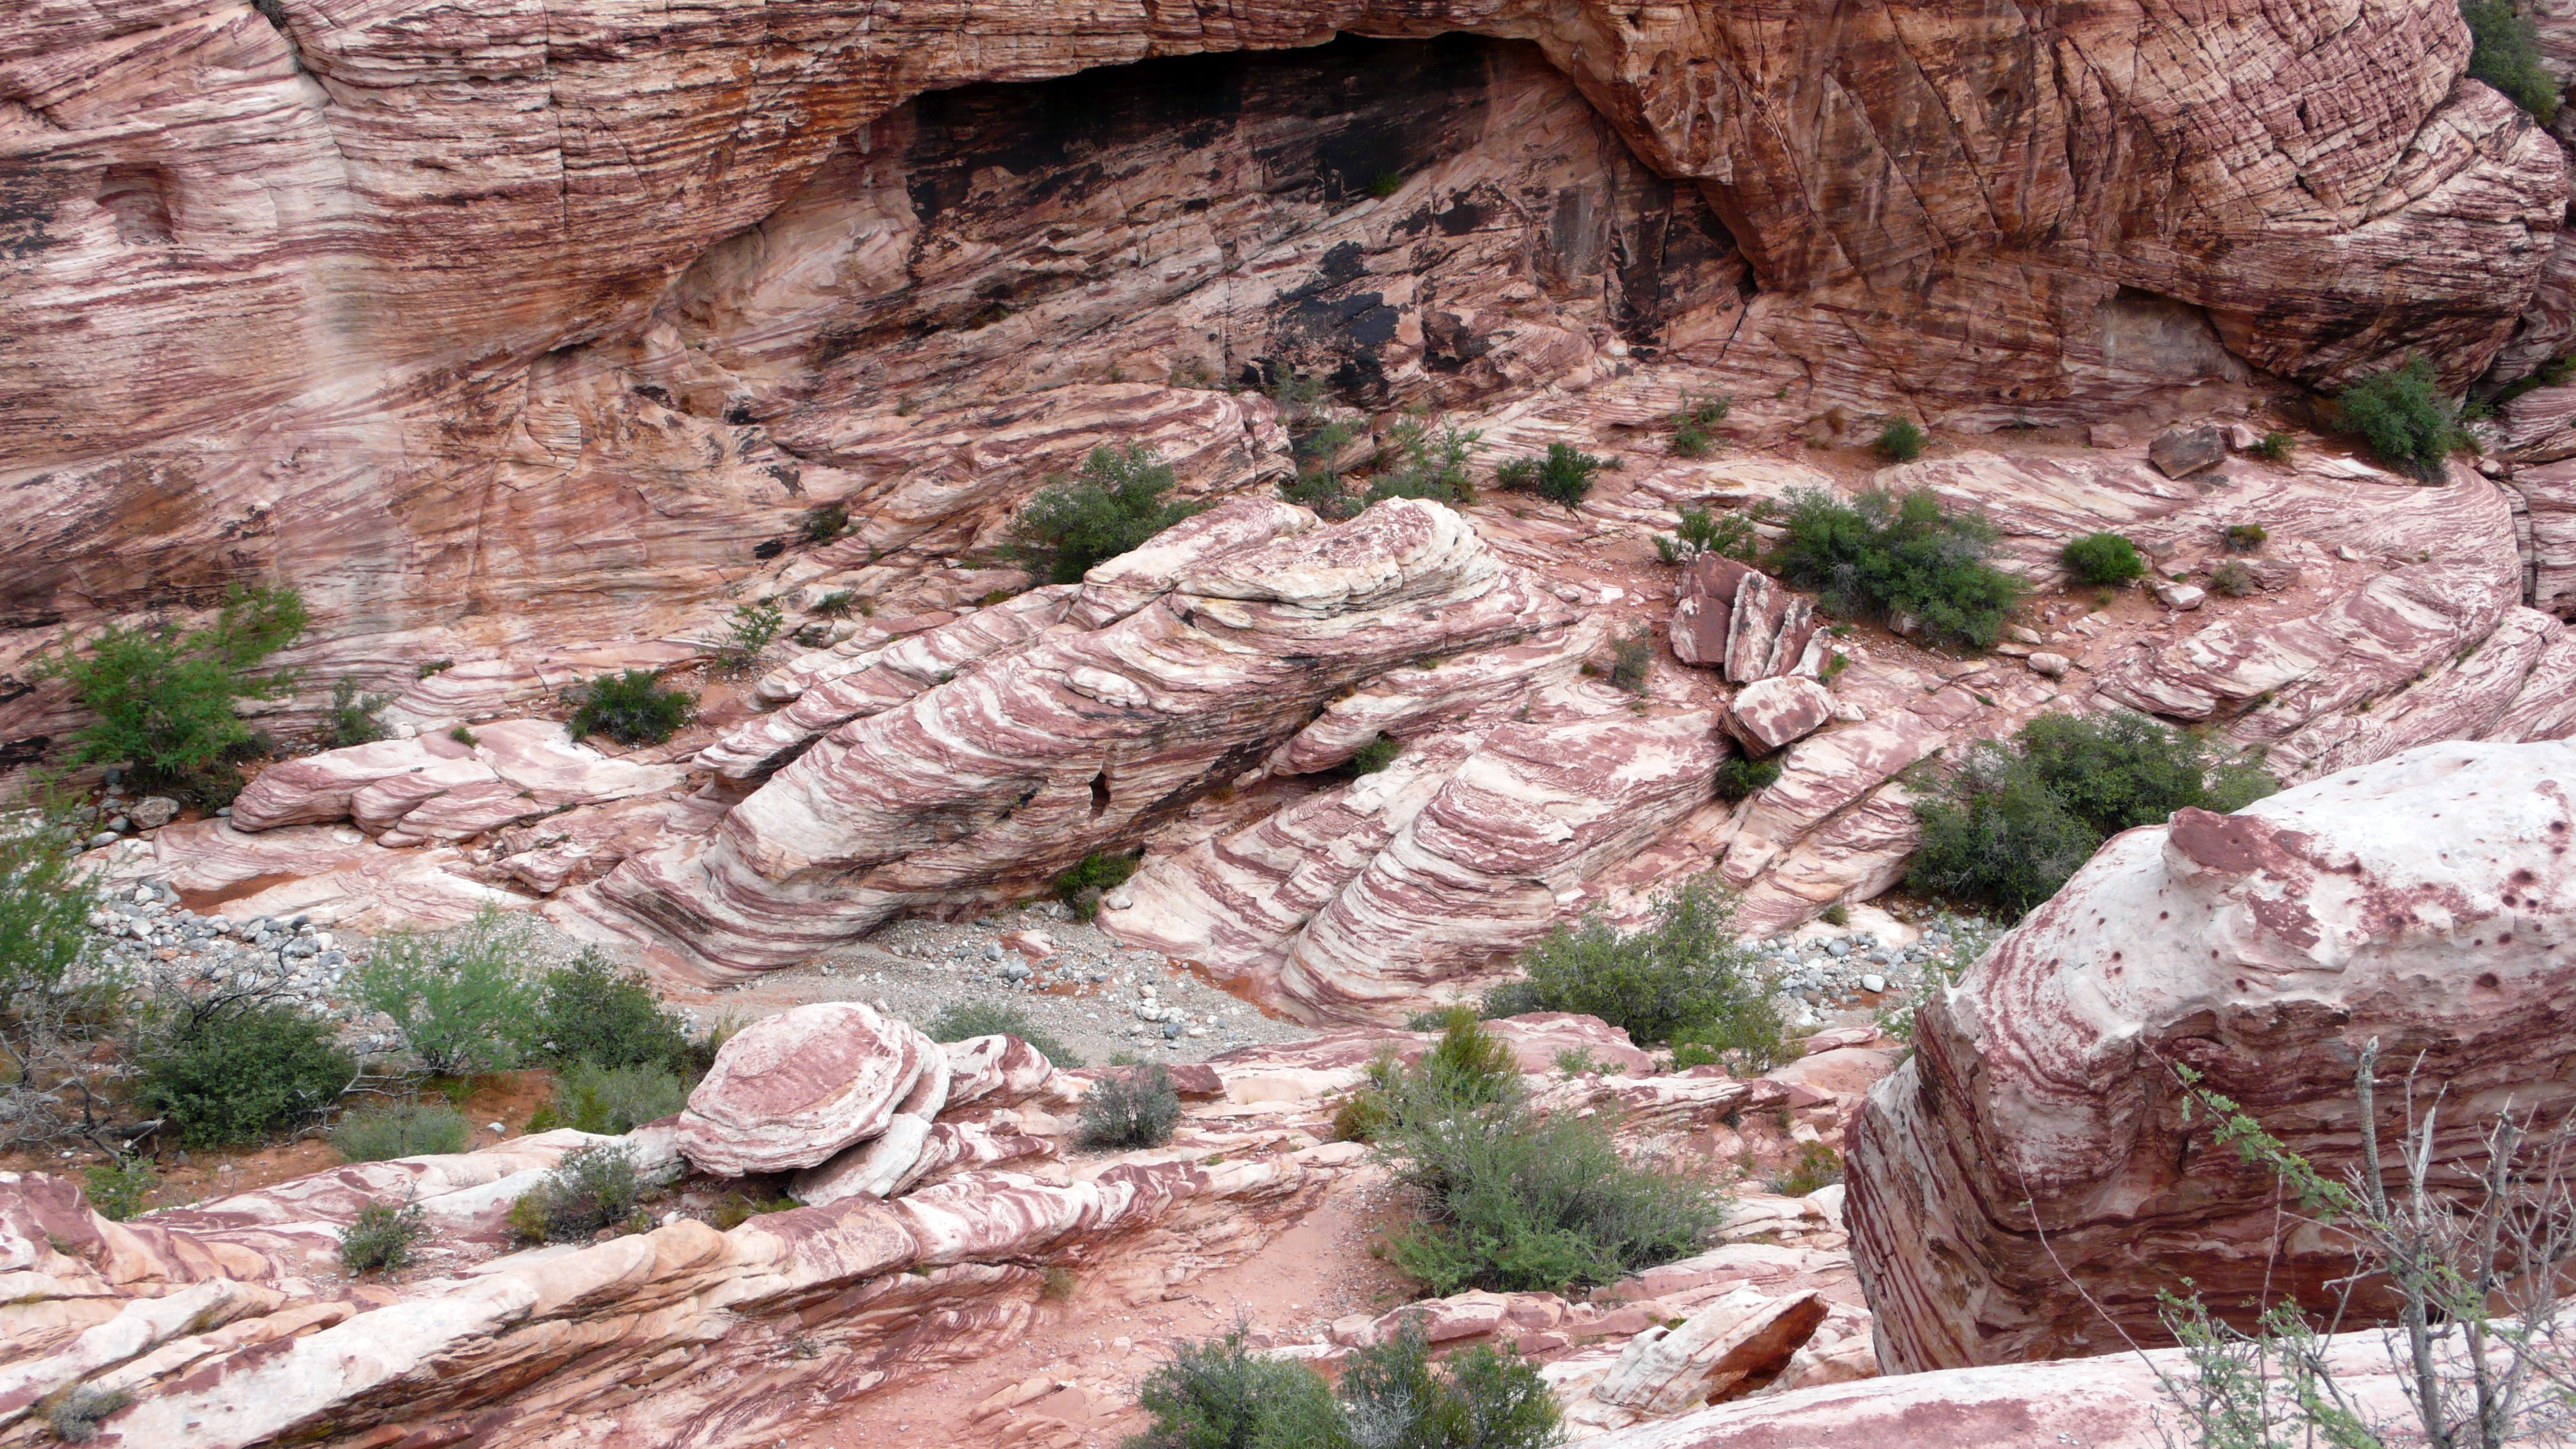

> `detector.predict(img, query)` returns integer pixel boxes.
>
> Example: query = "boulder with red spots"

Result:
[1847,739,2576,1370]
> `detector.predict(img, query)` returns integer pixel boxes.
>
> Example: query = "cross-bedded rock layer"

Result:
[1845,739,2576,1370]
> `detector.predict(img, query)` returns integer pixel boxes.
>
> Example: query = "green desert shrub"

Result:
[1908,710,2277,918]
[1767,487,2025,650]
[82,1156,156,1221]
[35,583,306,804]
[2224,523,2268,553]
[801,501,850,543]
[332,1102,473,1162]
[1129,1323,1559,1449]
[45,1387,132,1444]
[1128,1326,1350,1449]
[1494,442,1605,510]
[1054,850,1139,922]
[507,1143,644,1244]
[928,1000,1082,1068]
[2060,531,2147,587]
[338,1197,428,1275]
[1004,445,1205,584]
[1608,628,1655,693]
[1874,418,1927,462]
[1714,754,1783,802]
[354,908,537,1077]
[1491,874,1785,1065]
[2334,356,2470,481]
[2207,560,2260,597]
[2464,0,2560,121]
[1655,505,1758,565]
[1361,420,1481,508]
[2249,431,2292,462]
[1770,1142,1844,1198]
[320,676,393,748]
[568,670,694,746]
[134,998,354,1148]
[1348,734,1402,775]
[526,950,693,1073]
[1381,1090,1724,1295]
[0,825,102,1036]
[1077,1062,1181,1149]
[710,599,784,677]
[1670,393,1730,457]
[528,1061,691,1136]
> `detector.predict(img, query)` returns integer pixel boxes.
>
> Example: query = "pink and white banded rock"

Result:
[1724,676,1837,753]
[942,1034,1058,1109]
[1270,712,1725,1021]
[232,720,684,844]
[1594,1287,1831,1415]
[2264,605,2563,780]
[1848,740,2576,1371]
[673,1002,942,1176]
[1670,556,1756,668]
[576,500,1572,977]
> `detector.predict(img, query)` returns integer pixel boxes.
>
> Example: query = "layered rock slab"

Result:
[1847,740,2576,1370]
[574,500,1573,976]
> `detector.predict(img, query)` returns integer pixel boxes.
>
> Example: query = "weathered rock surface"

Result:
[1848,740,2576,1370]
[1724,677,1837,754]
[674,1002,957,1176]
[5,0,2566,770]
[232,720,686,843]
[574,499,1576,981]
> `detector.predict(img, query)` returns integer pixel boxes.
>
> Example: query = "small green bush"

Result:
[928,1000,1082,1068]
[35,583,306,804]
[2224,523,2268,553]
[1406,1007,1523,1113]
[1078,1062,1181,1149]
[1368,170,1406,198]
[1670,393,1730,457]
[1655,505,1758,565]
[1360,420,1481,509]
[320,677,393,748]
[1770,1142,1844,1197]
[338,1197,427,1275]
[135,998,354,1148]
[332,1102,473,1162]
[2250,432,2292,462]
[1128,1326,1348,1449]
[1820,901,1850,928]
[1129,1323,1559,1449]
[1908,710,2278,917]
[1767,487,2025,650]
[355,908,537,1077]
[1715,755,1782,802]
[507,1143,643,1244]
[1494,875,1783,1055]
[1875,419,1927,462]
[529,1061,690,1136]
[526,950,693,1073]
[1004,445,1205,584]
[82,1157,156,1221]
[45,1387,132,1444]
[1608,628,1654,693]
[2208,560,2259,598]
[2464,0,2560,121]
[1494,442,1605,510]
[1382,1093,1723,1295]
[710,599,784,677]
[448,725,478,746]
[1054,850,1139,921]
[802,501,849,543]
[1349,734,1401,775]
[0,825,102,1029]
[812,589,857,618]
[568,670,694,746]
[2061,532,2147,587]
[2334,357,2469,481]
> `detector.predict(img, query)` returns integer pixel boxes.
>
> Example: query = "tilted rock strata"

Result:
[1847,740,2576,1370]
[574,500,1576,976]
[4,0,2567,765]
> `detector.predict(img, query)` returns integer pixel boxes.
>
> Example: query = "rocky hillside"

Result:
[7,1,2576,1446]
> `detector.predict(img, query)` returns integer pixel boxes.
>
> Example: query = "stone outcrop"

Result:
[674,1002,954,1177]
[1847,740,2576,1370]
[571,499,1575,978]
[5,0,2566,771]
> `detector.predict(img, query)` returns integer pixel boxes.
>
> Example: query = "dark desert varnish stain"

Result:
[179,872,304,913]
